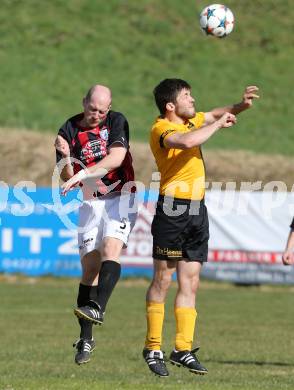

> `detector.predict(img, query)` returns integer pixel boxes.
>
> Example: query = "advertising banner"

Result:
[204,190,294,284]
[0,186,293,283]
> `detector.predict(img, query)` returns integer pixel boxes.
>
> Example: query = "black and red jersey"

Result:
[56,111,135,197]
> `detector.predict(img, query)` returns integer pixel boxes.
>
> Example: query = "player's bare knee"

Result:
[191,275,200,294]
[153,271,172,293]
[190,284,199,297]
[102,239,123,260]
[178,275,199,296]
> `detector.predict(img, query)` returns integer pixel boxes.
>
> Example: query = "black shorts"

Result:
[151,195,209,262]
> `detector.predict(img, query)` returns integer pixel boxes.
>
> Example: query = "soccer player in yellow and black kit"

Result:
[143,79,259,377]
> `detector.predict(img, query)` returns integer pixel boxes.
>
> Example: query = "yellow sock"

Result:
[174,307,197,351]
[145,301,164,350]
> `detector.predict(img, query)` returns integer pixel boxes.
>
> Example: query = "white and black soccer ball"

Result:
[200,4,234,38]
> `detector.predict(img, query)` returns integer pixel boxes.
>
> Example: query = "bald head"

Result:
[85,84,112,106]
[82,84,112,128]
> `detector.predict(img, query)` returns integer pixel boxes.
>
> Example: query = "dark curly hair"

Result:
[153,78,191,115]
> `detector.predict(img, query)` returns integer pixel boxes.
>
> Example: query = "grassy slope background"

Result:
[0,0,293,156]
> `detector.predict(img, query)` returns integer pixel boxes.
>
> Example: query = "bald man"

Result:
[55,85,137,365]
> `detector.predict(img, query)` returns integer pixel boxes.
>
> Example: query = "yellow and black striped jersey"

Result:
[149,112,206,201]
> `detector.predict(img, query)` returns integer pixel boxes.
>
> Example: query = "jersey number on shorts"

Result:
[120,218,127,230]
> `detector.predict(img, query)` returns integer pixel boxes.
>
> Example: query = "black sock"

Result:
[77,283,96,340]
[77,283,92,307]
[97,261,121,312]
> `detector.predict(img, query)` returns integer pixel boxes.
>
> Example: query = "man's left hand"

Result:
[61,176,80,196]
[242,86,259,108]
[61,169,87,196]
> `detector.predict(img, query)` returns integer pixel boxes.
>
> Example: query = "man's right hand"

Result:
[217,112,237,129]
[54,135,70,157]
[282,250,294,265]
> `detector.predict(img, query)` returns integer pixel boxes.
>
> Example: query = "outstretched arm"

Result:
[165,112,237,149]
[204,86,259,125]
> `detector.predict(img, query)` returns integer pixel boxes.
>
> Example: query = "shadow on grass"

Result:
[206,359,294,367]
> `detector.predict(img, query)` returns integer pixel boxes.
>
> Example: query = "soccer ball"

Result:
[199,4,234,38]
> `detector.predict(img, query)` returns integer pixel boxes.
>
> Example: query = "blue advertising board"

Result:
[1,185,294,284]
[0,186,79,276]
[0,186,154,278]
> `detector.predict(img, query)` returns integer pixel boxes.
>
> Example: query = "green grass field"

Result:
[1,277,293,390]
[1,0,293,154]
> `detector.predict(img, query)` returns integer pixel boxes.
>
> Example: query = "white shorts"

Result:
[78,192,138,258]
